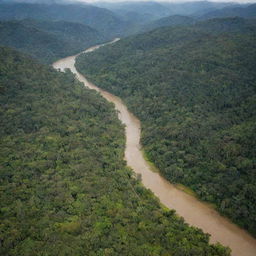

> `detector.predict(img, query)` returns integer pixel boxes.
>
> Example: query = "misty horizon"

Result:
[2,0,256,5]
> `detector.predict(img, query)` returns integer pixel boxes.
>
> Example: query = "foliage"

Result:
[141,15,195,33]
[200,3,256,19]
[0,47,230,255]
[96,1,236,20]
[97,1,171,24]
[0,19,104,63]
[76,18,256,236]
[0,2,130,38]
[196,17,256,34]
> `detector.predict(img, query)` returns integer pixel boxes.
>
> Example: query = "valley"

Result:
[1,1,256,255]
[76,20,256,237]
[53,39,256,256]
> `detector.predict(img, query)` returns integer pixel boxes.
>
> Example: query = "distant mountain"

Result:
[94,1,175,36]
[201,3,256,19]
[141,15,196,33]
[0,2,130,38]
[162,1,239,17]
[196,17,256,34]
[96,1,237,21]
[95,1,172,24]
[0,19,103,63]
[20,19,104,45]
[94,1,242,32]
[140,15,256,35]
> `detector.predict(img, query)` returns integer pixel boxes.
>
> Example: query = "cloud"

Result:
[4,0,256,4]
[72,0,256,4]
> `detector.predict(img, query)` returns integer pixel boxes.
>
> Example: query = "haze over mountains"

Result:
[0,1,130,38]
[96,1,238,20]
[0,0,255,48]
[0,1,255,35]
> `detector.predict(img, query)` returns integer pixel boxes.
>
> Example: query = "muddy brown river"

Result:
[53,40,256,256]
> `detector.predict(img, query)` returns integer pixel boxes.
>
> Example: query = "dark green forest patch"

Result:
[0,47,230,255]
[0,20,104,64]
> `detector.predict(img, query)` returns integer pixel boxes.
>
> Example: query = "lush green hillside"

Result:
[196,17,256,34]
[141,16,256,35]
[201,3,256,19]
[96,1,171,23]
[96,1,236,20]
[0,2,130,38]
[0,19,103,63]
[76,18,256,236]
[20,19,103,46]
[0,47,230,255]
[162,1,237,17]
[141,15,195,33]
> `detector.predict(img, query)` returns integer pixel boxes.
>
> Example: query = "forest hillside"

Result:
[0,19,104,63]
[76,17,256,236]
[0,46,230,256]
[0,2,130,38]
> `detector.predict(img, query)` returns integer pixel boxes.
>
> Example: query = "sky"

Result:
[86,0,255,2]
[7,0,256,4]
[76,0,256,3]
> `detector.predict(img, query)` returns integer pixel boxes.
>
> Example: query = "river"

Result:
[53,40,256,256]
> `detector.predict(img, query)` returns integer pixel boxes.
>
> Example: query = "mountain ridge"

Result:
[0,19,104,63]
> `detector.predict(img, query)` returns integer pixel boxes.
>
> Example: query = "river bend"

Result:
[53,40,256,256]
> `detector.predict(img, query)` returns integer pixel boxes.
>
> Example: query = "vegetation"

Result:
[96,1,236,20]
[141,15,195,33]
[141,15,256,34]
[0,19,104,63]
[0,47,230,255]
[96,1,171,23]
[195,17,256,34]
[0,2,130,38]
[200,3,256,19]
[76,18,256,236]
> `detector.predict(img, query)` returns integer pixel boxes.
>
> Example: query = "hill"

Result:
[196,17,256,34]
[141,15,195,33]
[76,18,256,236]
[139,16,256,35]
[96,1,171,24]
[162,1,237,17]
[0,2,129,38]
[0,46,230,255]
[96,1,237,22]
[201,3,256,19]
[0,19,103,63]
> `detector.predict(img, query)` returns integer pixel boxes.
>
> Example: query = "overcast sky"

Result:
[9,0,256,4]
[77,0,256,3]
